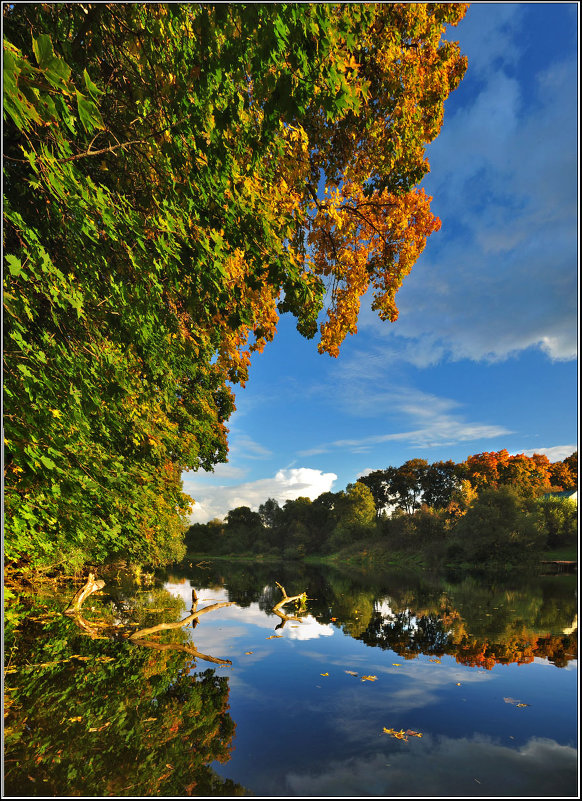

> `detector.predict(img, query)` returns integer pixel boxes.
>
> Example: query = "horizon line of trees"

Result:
[185,449,578,564]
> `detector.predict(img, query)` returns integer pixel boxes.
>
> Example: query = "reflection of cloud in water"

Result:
[165,582,230,608]
[285,735,577,798]
[374,598,397,621]
[164,583,333,642]
[286,615,334,640]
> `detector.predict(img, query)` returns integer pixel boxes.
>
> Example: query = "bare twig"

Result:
[58,139,147,163]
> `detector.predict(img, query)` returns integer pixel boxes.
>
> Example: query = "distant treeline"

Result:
[185,450,578,564]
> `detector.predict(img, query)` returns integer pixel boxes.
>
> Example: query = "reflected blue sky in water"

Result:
[164,575,578,797]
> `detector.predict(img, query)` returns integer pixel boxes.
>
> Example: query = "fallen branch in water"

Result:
[64,574,234,664]
[65,573,106,614]
[134,638,231,665]
[128,601,234,640]
[271,582,308,629]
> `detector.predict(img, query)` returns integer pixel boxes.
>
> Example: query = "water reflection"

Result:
[164,561,578,670]
[4,562,578,797]
[285,735,577,798]
[3,583,244,796]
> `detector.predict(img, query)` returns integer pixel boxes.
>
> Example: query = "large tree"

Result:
[3,3,468,569]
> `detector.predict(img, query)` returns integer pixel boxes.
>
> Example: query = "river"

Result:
[3,560,578,797]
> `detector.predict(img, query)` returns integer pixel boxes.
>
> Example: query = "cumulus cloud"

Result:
[183,467,338,523]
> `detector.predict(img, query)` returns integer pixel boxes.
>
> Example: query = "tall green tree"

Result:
[3,3,467,569]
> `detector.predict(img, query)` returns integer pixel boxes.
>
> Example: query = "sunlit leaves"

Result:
[3,3,468,569]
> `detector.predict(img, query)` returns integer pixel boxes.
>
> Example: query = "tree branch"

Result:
[58,139,147,163]
[129,601,234,640]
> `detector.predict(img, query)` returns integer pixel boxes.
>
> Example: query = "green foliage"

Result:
[452,486,544,564]
[535,496,578,549]
[3,586,241,796]
[3,3,468,572]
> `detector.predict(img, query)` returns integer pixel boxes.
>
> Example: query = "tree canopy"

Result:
[3,3,468,569]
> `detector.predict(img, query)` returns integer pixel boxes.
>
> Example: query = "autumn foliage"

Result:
[3,4,468,569]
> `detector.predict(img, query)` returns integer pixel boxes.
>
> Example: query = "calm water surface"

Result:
[4,561,578,797]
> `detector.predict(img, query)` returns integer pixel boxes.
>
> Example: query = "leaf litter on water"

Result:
[383,727,423,741]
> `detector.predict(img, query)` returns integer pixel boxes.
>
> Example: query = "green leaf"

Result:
[32,34,71,89]
[76,89,105,133]
[83,68,103,99]
[5,255,22,277]
[32,34,56,70]
[40,455,57,471]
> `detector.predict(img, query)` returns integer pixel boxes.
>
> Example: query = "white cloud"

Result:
[354,10,577,367]
[299,383,512,455]
[231,435,273,460]
[183,467,338,523]
[163,583,336,643]
[520,444,577,462]
[285,615,335,641]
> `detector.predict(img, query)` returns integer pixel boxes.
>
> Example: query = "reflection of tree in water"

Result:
[360,610,452,658]
[165,559,578,670]
[357,604,577,670]
[4,586,245,797]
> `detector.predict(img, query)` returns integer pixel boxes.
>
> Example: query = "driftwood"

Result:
[128,601,234,640]
[65,573,106,615]
[131,638,231,665]
[64,574,233,665]
[271,582,308,629]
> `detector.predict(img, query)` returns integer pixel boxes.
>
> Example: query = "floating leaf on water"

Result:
[345,670,358,676]
[266,635,282,639]
[392,663,401,667]
[244,651,253,655]
[383,727,408,740]
[456,682,461,686]
[383,726,423,741]
[320,672,329,676]
[361,675,377,681]
[429,658,441,663]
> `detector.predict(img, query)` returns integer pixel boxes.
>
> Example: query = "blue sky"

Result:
[184,3,579,523]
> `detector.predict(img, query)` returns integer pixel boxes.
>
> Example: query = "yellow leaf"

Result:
[383,727,407,740]
[361,675,377,682]
[320,672,329,676]
[68,716,82,722]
